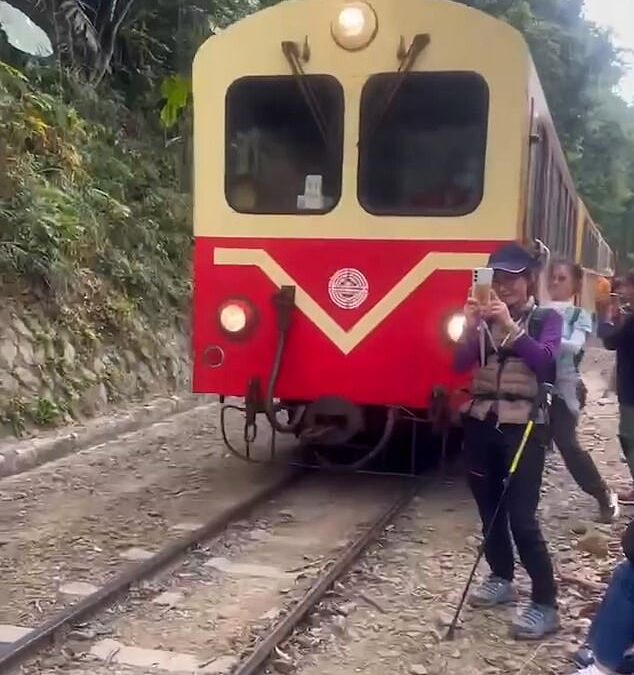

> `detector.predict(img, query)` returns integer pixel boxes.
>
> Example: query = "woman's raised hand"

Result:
[486,290,514,329]
[464,297,482,329]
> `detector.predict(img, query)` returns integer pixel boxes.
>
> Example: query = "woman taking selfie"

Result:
[546,260,619,523]
[455,242,562,640]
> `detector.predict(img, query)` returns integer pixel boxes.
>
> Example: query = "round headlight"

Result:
[331,2,378,51]
[220,303,247,333]
[218,299,257,338]
[447,313,466,343]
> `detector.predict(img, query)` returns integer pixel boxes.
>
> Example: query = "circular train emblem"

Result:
[328,268,369,310]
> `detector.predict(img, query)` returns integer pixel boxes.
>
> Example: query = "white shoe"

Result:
[575,664,608,674]
[599,491,620,523]
[610,491,621,519]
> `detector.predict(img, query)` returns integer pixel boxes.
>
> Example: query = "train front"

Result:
[192,0,529,465]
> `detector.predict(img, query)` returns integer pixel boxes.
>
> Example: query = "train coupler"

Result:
[244,377,265,452]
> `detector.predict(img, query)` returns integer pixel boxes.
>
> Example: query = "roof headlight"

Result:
[331,2,378,51]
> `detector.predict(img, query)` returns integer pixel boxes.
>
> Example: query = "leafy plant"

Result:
[0,60,191,317]
[160,74,191,128]
[0,396,27,436]
[31,396,61,426]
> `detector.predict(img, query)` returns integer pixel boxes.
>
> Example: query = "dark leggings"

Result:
[589,561,634,673]
[463,416,557,606]
[550,396,610,506]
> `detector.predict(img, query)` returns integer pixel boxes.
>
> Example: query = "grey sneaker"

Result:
[469,576,517,608]
[598,490,620,524]
[510,603,559,640]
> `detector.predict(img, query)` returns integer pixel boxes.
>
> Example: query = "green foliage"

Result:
[0,396,27,436]
[31,396,61,426]
[456,0,634,268]
[0,61,191,317]
[0,0,273,309]
[160,74,191,128]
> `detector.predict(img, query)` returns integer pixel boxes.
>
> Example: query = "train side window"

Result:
[555,178,576,258]
[527,122,544,241]
[358,72,489,216]
[567,197,578,258]
[543,155,557,250]
[528,125,550,243]
[582,221,599,270]
[553,170,564,252]
[225,75,344,215]
[541,155,577,258]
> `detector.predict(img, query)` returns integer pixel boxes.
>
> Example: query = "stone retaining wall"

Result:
[0,301,190,437]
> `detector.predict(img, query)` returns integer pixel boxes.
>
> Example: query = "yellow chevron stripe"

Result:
[214,248,488,354]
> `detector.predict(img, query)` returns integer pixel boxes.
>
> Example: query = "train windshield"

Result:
[358,72,489,217]
[225,75,344,215]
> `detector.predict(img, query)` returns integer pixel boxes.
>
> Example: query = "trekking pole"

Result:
[445,383,552,641]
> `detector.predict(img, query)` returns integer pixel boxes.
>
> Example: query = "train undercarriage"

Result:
[219,388,461,476]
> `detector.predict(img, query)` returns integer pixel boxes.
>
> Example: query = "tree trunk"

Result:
[91,0,135,85]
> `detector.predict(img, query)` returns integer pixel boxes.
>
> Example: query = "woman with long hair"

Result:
[546,260,619,523]
[455,242,561,640]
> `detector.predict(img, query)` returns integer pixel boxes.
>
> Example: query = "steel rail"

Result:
[0,469,301,673]
[233,479,421,675]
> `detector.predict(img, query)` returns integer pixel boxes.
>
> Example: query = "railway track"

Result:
[233,482,418,675]
[0,469,299,673]
[0,469,422,675]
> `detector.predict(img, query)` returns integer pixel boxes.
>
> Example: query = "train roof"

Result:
[194,0,530,78]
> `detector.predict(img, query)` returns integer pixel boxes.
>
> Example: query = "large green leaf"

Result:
[160,74,191,128]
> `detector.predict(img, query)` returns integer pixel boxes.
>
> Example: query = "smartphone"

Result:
[472,267,494,305]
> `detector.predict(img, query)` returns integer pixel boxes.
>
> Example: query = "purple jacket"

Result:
[454,310,562,382]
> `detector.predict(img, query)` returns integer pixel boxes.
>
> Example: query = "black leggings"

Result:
[550,396,610,506]
[463,416,557,607]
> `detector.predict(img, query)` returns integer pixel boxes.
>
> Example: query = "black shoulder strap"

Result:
[527,307,550,340]
[569,307,581,333]
[570,307,585,370]
[527,307,557,384]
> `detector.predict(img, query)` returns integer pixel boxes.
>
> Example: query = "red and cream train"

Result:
[191,0,614,466]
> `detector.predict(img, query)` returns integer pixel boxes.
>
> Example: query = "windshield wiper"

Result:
[281,40,329,147]
[362,33,431,144]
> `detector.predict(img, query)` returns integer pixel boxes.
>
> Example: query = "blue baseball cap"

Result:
[488,242,536,274]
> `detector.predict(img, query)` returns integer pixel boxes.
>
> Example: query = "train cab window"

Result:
[225,75,344,214]
[358,72,489,216]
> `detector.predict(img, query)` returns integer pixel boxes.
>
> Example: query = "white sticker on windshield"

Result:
[297,174,324,210]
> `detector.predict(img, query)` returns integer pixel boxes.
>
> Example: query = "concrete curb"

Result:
[0,393,211,480]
